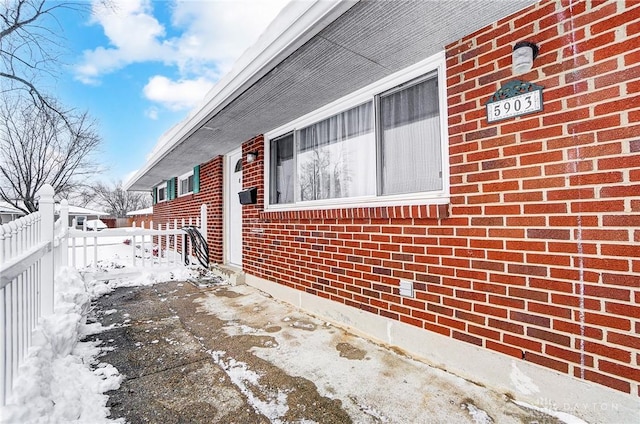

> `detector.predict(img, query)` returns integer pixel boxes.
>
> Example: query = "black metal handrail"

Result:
[182,226,209,268]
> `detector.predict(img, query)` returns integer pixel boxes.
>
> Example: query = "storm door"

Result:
[226,148,243,267]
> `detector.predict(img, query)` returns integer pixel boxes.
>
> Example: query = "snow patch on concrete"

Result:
[464,402,494,424]
[207,350,289,422]
[510,362,540,395]
[514,400,589,424]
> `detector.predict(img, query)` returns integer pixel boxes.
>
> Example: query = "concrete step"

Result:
[209,264,245,286]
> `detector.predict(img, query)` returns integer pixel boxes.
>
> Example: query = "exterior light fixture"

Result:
[512,41,539,75]
[246,151,258,163]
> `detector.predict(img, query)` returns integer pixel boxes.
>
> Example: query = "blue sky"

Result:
[49,0,288,184]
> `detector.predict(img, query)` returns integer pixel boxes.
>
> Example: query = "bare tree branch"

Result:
[91,181,151,218]
[0,94,101,213]
[0,0,91,124]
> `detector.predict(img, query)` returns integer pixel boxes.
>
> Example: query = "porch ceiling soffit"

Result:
[126,0,534,191]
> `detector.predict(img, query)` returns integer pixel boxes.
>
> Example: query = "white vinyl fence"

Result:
[0,185,207,406]
[68,207,206,270]
[0,185,58,406]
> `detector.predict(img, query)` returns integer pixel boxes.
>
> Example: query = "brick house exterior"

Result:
[152,157,225,262]
[127,1,640,421]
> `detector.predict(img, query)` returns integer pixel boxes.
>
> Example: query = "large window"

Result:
[267,55,447,209]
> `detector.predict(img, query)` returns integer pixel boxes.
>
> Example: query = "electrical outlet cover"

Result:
[399,280,414,297]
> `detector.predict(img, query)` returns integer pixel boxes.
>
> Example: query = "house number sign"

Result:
[485,80,543,123]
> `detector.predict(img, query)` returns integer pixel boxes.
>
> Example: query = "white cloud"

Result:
[169,0,289,76]
[77,0,172,84]
[144,106,159,120]
[76,0,289,109]
[92,0,166,51]
[143,76,215,111]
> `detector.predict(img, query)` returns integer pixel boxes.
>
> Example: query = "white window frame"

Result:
[265,51,449,211]
[178,171,195,196]
[155,183,167,203]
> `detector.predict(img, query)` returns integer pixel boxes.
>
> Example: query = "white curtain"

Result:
[297,102,375,201]
[380,77,442,195]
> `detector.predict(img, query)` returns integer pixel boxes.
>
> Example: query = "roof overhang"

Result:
[125,0,536,192]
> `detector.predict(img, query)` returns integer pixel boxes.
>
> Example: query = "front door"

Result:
[226,148,243,267]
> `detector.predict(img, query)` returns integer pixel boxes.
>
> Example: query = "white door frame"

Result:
[224,148,243,267]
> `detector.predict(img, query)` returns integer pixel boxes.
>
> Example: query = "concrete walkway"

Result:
[87,280,562,423]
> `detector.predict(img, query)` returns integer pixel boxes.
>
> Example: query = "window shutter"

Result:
[152,188,157,205]
[166,179,177,200]
[193,165,200,193]
[168,177,177,200]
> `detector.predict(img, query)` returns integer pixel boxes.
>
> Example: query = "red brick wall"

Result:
[445,0,640,394]
[128,214,153,226]
[240,0,640,396]
[153,156,224,263]
[243,135,266,266]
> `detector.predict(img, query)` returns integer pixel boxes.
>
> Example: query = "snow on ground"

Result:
[68,233,184,270]
[67,234,194,297]
[195,286,589,424]
[0,240,198,424]
[0,267,123,423]
[1,235,589,424]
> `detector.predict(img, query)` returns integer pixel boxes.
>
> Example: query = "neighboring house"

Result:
[55,204,108,228]
[1,201,108,228]
[0,202,24,224]
[125,1,640,420]
[126,207,154,226]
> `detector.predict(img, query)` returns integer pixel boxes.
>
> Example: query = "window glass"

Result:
[379,76,442,195]
[180,174,194,195]
[157,186,166,202]
[297,102,375,201]
[266,65,446,210]
[270,133,294,204]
